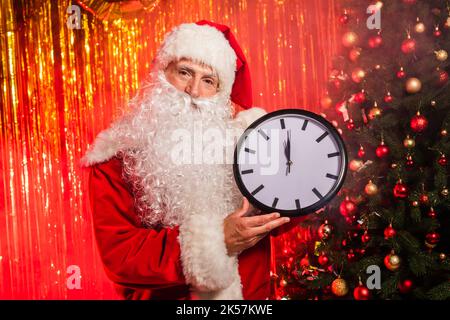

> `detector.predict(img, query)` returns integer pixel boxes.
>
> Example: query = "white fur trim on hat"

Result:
[155,23,237,98]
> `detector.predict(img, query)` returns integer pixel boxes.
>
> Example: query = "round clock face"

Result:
[233,109,348,216]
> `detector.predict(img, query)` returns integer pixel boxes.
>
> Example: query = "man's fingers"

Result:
[244,212,281,227]
[234,197,250,217]
[248,217,290,237]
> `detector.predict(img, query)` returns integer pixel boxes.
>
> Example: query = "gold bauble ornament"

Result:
[441,129,448,136]
[439,253,447,261]
[405,77,422,93]
[364,180,378,196]
[320,95,333,109]
[342,31,358,47]
[318,221,333,240]
[349,159,364,171]
[391,163,398,169]
[414,21,426,33]
[411,200,419,207]
[403,135,415,148]
[331,277,349,297]
[435,49,448,62]
[368,106,382,120]
[384,251,401,271]
[441,188,449,196]
[351,67,366,83]
[431,100,436,107]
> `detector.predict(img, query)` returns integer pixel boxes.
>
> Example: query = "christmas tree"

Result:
[277,0,450,300]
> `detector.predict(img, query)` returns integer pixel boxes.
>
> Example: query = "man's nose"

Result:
[185,77,200,98]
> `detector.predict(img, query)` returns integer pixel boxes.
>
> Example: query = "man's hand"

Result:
[223,197,290,256]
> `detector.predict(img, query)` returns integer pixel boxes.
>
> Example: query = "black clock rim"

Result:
[233,108,348,217]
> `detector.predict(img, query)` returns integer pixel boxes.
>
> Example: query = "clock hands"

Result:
[283,129,292,175]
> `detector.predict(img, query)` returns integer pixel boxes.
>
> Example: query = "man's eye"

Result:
[204,79,215,86]
[178,70,190,77]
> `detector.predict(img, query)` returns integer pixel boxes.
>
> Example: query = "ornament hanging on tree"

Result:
[441,129,448,137]
[342,31,358,47]
[435,69,449,86]
[433,25,442,37]
[346,119,355,130]
[384,91,393,103]
[414,18,426,33]
[368,102,382,120]
[401,36,416,54]
[438,154,447,166]
[384,224,397,239]
[353,280,371,300]
[405,77,422,93]
[425,231,441,248]
[358,145,365,158]
[361,230,371,243]
[405,154,414,169]
[320,95,333,109]
[364,180,378,196]
[318,221,333,240]
[427,207,437,219]
[376,140,390,158]
[318,252,330,266]
[347,249,357,262]
[393,180,408,199]
[441,188,449,197]
[396,67,406,79]
[384,250,401,271]
[368,34,383,48]
[340,197,358,217]
[435,49,448,62]
[349,47,362,62]
[403,135,415,148]
[339,11,350,24]
[349,159,364,171]
[411,200,419,207]
[410,111,428,132]
[398,279,414,294]
[419,193,429,204]
[439,253,447,261]
[351,67,366,83]
[354,90,366,104]
[331,277,348,297]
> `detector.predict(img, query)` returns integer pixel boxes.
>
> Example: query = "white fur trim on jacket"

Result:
[178,212,243,299]
[155,23,237,99]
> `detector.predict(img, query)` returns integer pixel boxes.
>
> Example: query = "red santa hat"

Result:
[155,20,253,109]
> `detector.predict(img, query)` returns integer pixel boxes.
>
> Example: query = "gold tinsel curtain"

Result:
[0,0,338,298]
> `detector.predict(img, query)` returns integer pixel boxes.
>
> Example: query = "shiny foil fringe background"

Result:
[0,0,338,299]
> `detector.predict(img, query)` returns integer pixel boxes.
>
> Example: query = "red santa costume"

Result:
[81,20,301,300]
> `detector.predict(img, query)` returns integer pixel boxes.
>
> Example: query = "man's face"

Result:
[164,58,219,98]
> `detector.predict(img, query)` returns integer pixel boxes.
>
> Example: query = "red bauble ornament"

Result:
[438,154,448,166]
[346,119,355,130]
[384,92,393,103]
[427,207,437,219]
[347,249,357,262]
[349,47,362,62]
[340,197,357,217]
[393,180,409,199]
[357,145,365,158]
[425,232,440,245]
[398,279,414,294]
[401,38,416,54]
[410,112,428,133]
[339,13,350,24]
[368,35,383,48]
[436,70,449,86]
[384,224,397,239]
[396,67,406,79]
[353,283,371,300]
[361,231,371,243]
[354,91,366,103]
[434,27,442,37]
[419,193,429,204]
[376,141,390,158]
[405,155,414,169]
[318,253,330,266]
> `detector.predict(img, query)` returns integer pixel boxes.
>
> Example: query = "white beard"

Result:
[120,70,244,229]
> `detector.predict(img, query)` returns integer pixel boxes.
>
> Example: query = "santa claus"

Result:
[81,20,301,300]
